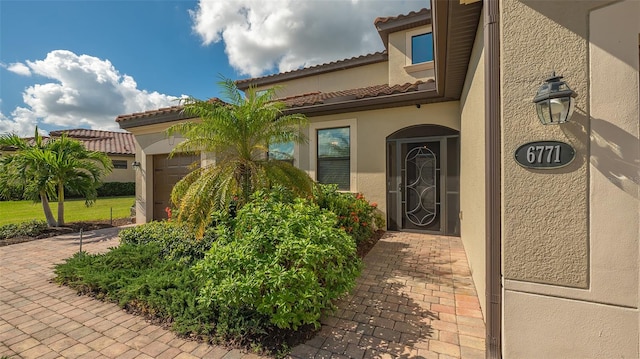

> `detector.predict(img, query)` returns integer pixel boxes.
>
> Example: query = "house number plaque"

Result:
[514,141,575,169]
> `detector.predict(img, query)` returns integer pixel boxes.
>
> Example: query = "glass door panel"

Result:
[401,141,441,232]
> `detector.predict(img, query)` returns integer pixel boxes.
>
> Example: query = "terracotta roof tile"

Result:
[116,98,223,123]
[47,129,135,155]
[115,105,185,123]
[374,8,430,26]
[279,80,433,108]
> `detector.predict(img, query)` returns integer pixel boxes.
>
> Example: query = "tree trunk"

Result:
[40,191,57,227]
[57,182,65,226]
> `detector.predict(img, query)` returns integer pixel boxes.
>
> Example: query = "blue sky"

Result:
[0,0,426,136]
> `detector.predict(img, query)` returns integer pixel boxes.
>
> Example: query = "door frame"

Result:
[386,134,458,234]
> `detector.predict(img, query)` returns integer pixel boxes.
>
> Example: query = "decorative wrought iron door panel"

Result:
[400,141,442,232]
[404,146,438,227]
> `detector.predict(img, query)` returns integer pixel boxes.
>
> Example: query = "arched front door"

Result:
[386,125,460,235]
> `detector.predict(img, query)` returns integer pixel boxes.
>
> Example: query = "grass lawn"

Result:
[0,196,135,226]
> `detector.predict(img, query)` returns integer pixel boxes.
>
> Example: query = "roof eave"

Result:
[375,10,432,50]
[282,84,444,117]
[117,111,196,130]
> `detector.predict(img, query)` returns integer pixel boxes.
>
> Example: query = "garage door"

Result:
[153,154,199,220]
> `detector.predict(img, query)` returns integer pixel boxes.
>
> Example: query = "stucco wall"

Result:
[501,0,591,289]
[501,0,639,357]
[387,24,435,86]
[297,102,461,220]
[104,155,135,183]
[459,13,486,318]
[124,102,461,225]
[128,124,186,224]
[255,62,388,99]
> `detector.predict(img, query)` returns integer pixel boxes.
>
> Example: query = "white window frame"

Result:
[309,118,357,192]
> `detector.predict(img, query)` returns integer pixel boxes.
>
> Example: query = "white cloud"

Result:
[0,50,183,137]
[189,0,426,77]
[7,62,32,76]
[0,107,39,137]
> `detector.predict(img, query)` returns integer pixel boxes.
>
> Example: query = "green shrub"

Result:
[192,188,362,334]
[119,221,217,265]
[96,182,135,197]
[0,183,25,200]
[0,220,48,239]
[314,184,384,245]
[54,243,214,335]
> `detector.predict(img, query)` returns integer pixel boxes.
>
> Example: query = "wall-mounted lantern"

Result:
[533,72,577,125]
[132,161,141,169]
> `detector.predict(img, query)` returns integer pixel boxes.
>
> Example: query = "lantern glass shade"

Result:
[536,97,575,125]
[533,73,576,125]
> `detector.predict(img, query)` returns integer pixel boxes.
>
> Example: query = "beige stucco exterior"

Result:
[388,24,435,86]
[459,12,486,316]
[118,2,640,356]
[500,0,639,357]
[0,151,134,184]
[295,102,460,217]
[104,154,135,183]
[256,62,389,99]
[126,124,189,224]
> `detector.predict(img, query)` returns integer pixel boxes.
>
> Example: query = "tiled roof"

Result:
[116,98,223,124]
[279,80,433,108]
[235,52,388,90]
[47,129,135,155]
[375,8,431,50]
[115,105,185,123]
[114,80,435,129]
[374,8,430,27]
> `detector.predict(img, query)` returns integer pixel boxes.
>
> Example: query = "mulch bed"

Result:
[0,217,134,247]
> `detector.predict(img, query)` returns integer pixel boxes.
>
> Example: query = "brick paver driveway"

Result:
[1,229,484,359]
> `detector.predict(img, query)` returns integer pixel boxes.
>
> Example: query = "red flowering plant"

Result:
[313,184,384,245]
[164,206,173,221]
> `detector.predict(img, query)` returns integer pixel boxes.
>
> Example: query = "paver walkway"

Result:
[1,229,485,359]
[288,232,486,359]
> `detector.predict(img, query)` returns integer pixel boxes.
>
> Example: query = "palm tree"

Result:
[167,78,313,235]
[0,129,57,226]
[46,134,113,226]
[0,128,113,227]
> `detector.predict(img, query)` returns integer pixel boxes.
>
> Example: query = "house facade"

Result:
[116,0,639,357]
[48,129,136,183]
[2,129,136,184]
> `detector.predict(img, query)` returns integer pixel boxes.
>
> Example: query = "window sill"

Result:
[404,61,434,73]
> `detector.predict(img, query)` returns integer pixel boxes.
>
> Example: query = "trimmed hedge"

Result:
[97,182,135,197]
[62,182,135,199]
[0,220,48,240]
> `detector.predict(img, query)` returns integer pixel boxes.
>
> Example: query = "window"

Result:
[112,160,127,169]
[411,32,434,64]
[268,141,294,165]
[317,127,350,190]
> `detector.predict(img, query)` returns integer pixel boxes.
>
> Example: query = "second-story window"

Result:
[411,32,434,64]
